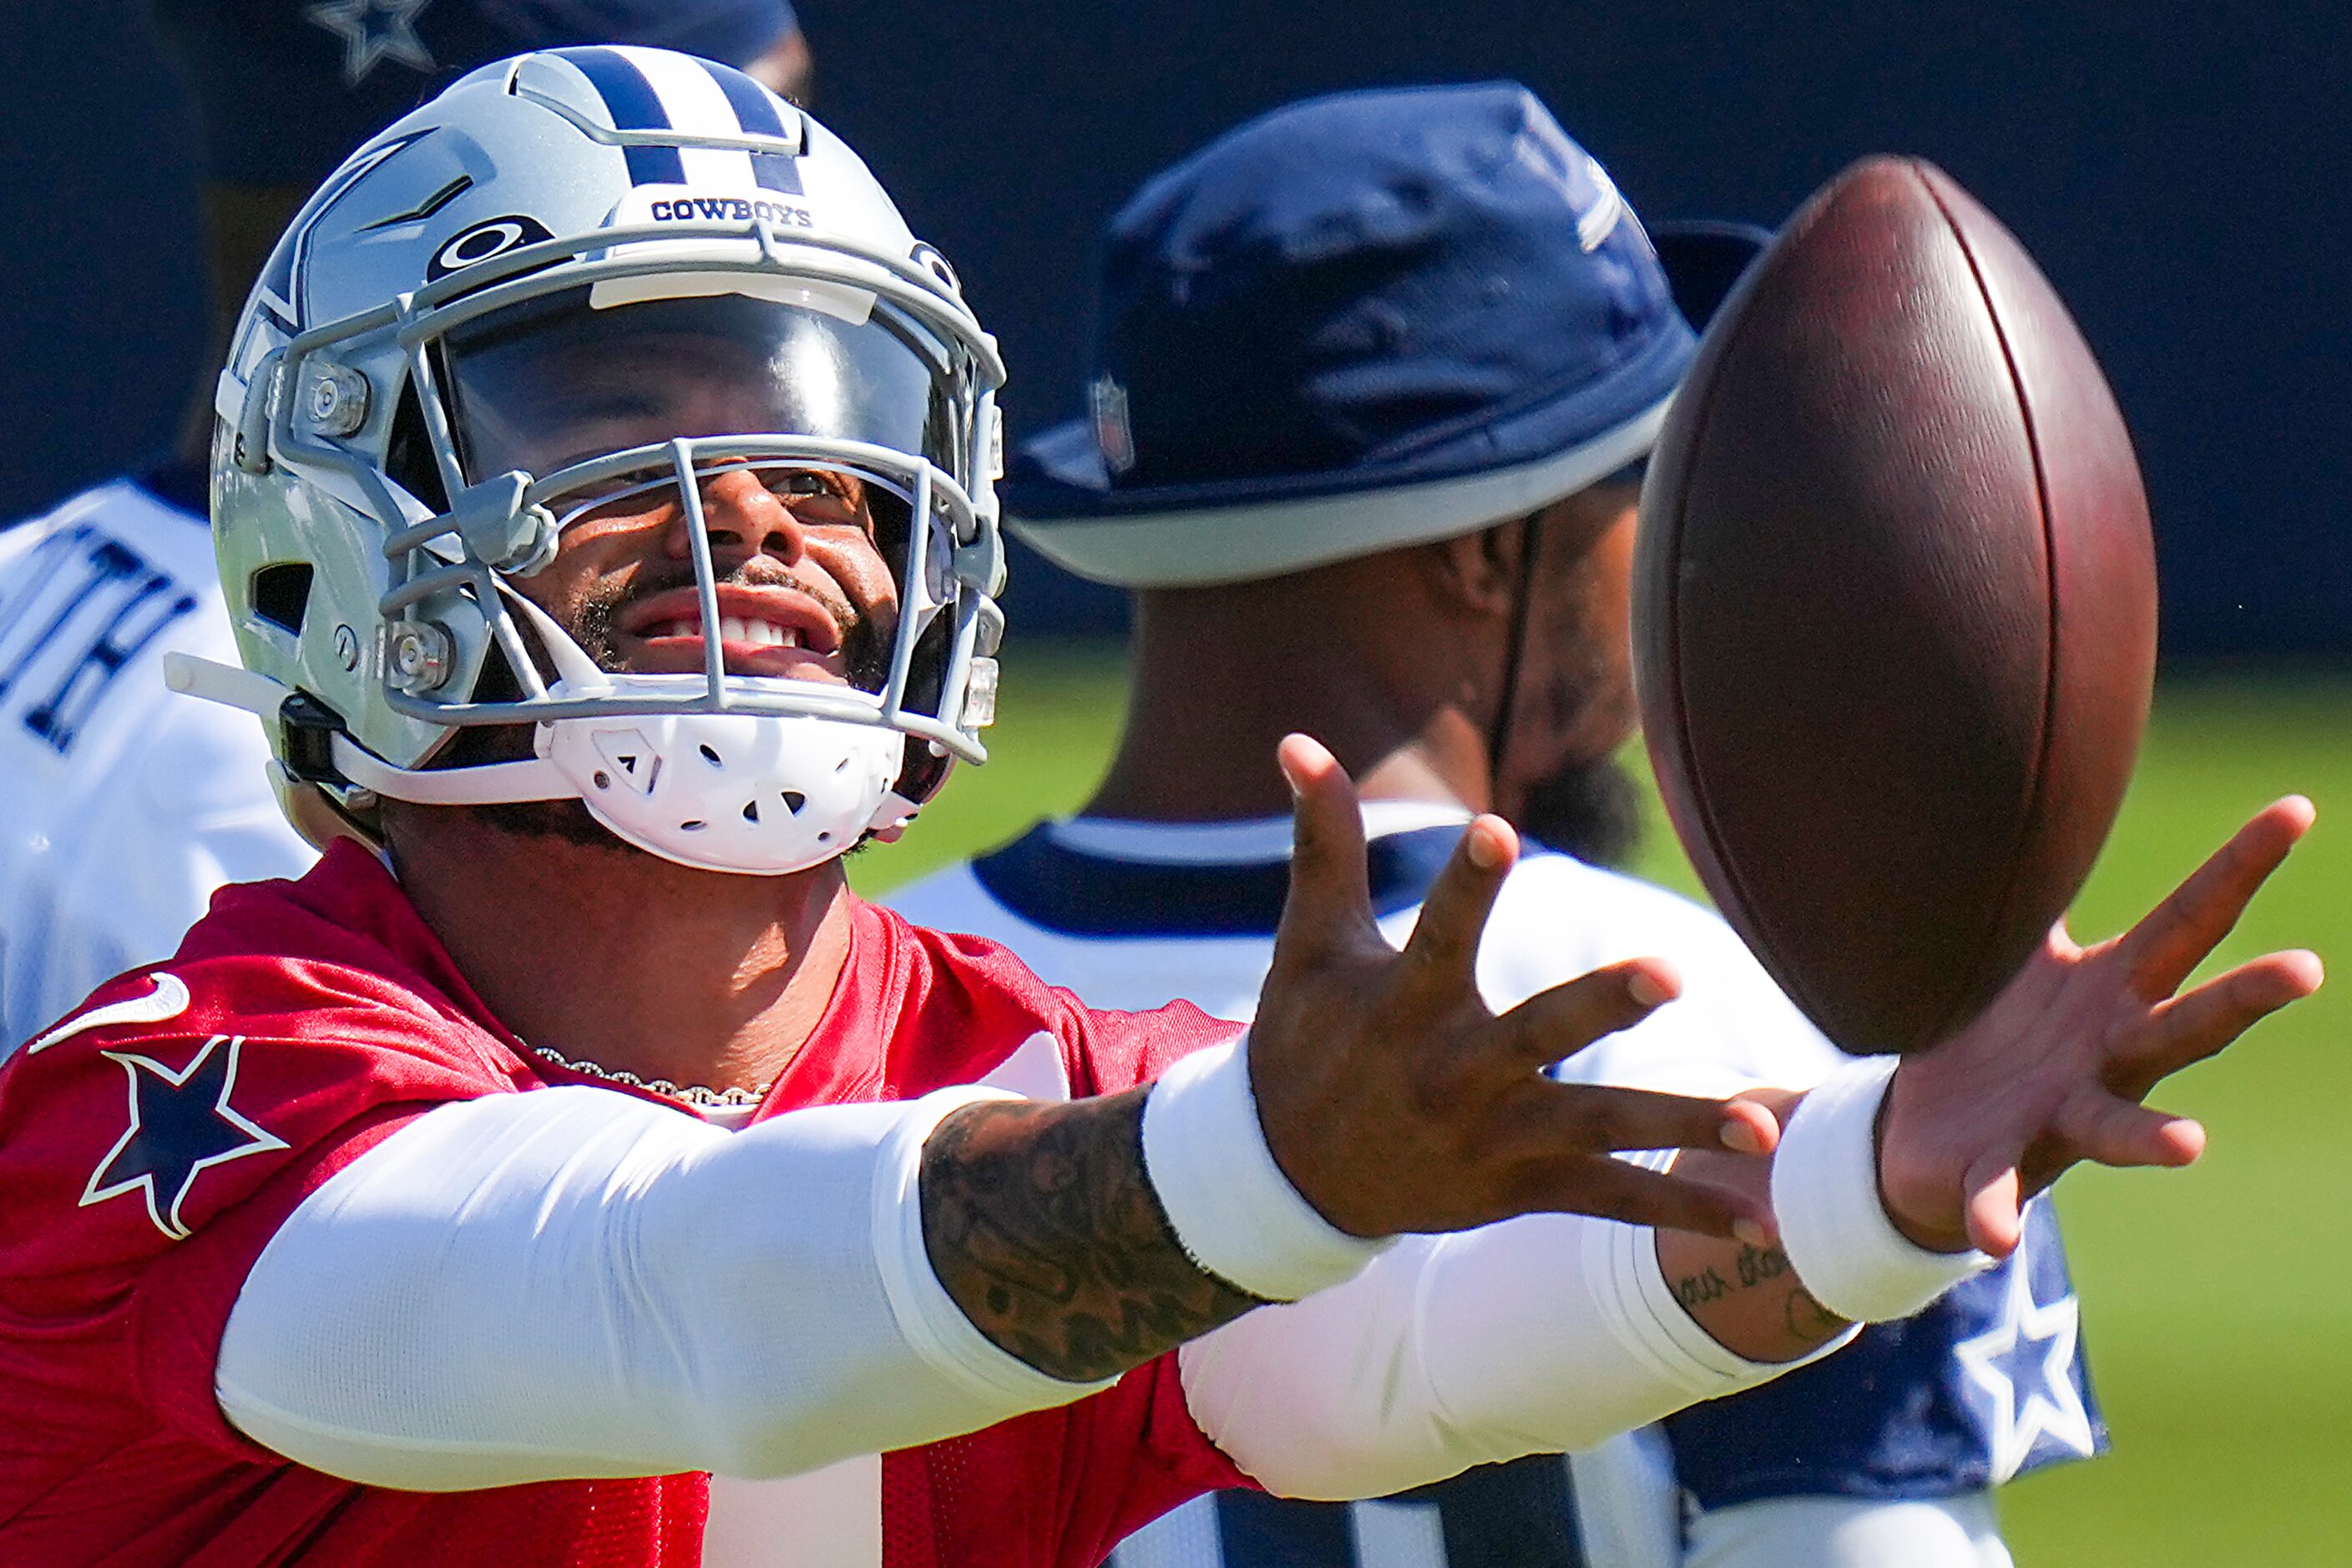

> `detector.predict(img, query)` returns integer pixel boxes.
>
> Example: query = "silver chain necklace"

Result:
[528,1043,772,1108]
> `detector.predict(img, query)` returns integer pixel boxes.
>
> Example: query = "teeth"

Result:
[645,614,811,649]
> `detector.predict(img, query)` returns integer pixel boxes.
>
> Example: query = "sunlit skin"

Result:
[524,465,896,690]
[458,341,903,691]
[383,343,905,1096]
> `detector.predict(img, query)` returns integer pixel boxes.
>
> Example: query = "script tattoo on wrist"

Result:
[1672,1242,1851,1360]
[919,1089,1262,1382]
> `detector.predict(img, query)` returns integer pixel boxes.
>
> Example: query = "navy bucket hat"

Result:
[1007,83,1768,589]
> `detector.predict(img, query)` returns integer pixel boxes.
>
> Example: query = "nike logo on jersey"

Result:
[27,973,191,1054]
[82,1034,289,1241]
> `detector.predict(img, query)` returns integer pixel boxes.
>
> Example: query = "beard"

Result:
[417,566,895,851]
[1511,751,1645,871]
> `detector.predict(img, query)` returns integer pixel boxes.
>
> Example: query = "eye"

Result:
[558,468,682,527]
[766,468,869,529]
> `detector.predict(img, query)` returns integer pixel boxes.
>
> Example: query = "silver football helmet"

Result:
[173,45,1006,875]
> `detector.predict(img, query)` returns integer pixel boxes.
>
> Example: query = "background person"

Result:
[0,0,812,1053]
[890,85,2102,1568]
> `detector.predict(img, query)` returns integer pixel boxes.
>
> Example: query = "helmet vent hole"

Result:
[251,564,314,635]
[782,791,807,815]
[680,820,707,832]
[817,832,833,843]
[742,799,761,824]
[700,744,724,766]
[834,756,849,773]
[592,770,610,790]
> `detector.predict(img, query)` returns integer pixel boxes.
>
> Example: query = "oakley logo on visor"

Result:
[428,215,555,281]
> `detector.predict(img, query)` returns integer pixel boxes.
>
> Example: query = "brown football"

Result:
[1633,156,2157,1054]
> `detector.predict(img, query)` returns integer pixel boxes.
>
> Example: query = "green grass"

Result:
[853,644,2352,1564]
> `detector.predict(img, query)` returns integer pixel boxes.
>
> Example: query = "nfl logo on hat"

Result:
[1090,374,1137,476]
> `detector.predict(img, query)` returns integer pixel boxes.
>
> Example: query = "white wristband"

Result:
[1770,1055,1995,1323]
[1141,1034,1393,1302]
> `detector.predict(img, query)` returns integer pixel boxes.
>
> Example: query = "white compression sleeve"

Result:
[215,1085,1116,1490]
[1176,1205,1858,1500]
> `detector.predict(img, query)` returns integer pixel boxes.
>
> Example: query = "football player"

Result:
[0,53,2316,1568]
[0,0,812,1053]
[885,88,2187,1567]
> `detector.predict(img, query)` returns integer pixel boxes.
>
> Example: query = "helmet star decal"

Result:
[81,1035,289,1241]
[304,0,437,85]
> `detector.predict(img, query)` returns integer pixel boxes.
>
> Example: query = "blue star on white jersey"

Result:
[81,1035,288,1240]
[303,0,437,84]
[1954,1247,2097,1481]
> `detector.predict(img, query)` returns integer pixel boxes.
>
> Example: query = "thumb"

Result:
[1960,1156,2025,1258]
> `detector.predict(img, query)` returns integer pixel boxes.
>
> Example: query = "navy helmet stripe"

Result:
[751,152,804,195]
[702,58,789,136]
[623,142,687,186]
[699,59,805,195]
[555,47,686,185]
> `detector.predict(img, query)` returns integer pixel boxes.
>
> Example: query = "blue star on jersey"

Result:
[80,1035,288,1240]
[1955,1249,2097,1481]
[303,0,437,85]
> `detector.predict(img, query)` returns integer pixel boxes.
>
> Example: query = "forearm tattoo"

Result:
[919,1089,1264,1383]
[1672,1242,1849,1361]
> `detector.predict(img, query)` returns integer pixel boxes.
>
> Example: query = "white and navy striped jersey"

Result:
[0,466,314,1053]
[888,806,2107,1568]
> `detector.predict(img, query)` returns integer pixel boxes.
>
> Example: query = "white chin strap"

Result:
[164,655,916,878]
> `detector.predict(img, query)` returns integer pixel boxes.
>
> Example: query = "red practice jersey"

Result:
[0,842,1247,1566]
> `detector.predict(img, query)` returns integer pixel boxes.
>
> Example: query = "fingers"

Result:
[1723,1088,1801,1156]
[1510,1154,1773,1242]
[2117,796,2316,997]
[1399,816,1519,995]
[2056,1091,2206,1171]
[2109,948,2324,1097]
[1272,735,1378,964]
[1510,1075,1768,1163]
[1494,959,1682,1070]
[1960,1156,2025,1258]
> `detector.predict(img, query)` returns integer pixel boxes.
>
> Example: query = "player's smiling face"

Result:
[514,456,900,693]
[452,326,904,693]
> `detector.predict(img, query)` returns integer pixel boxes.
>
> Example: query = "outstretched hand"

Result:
[1879,797,2324,1257]
[1247,736,1780,1243]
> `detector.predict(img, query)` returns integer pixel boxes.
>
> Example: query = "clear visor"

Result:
[442,284,964,487]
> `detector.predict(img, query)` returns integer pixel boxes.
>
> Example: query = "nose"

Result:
[665,467,807,569]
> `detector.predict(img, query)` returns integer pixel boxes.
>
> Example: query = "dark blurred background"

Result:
[4,0,2344,654]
